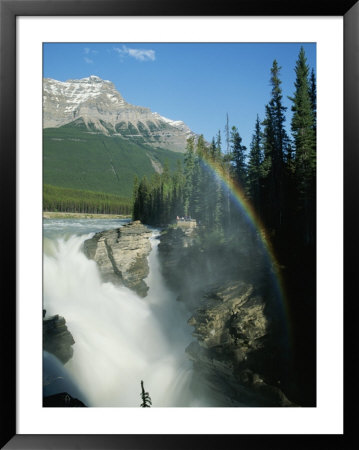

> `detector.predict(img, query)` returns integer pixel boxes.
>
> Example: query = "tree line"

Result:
[44,184,132,215]
[133,47,316,254]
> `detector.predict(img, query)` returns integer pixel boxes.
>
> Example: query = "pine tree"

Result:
[137,176,150,223]
[210,131,222,162]
[183,137,195,215]
[289,47,316,245]
[140,380,152,407]
[247,115,263,212]
[289,48,315,177]
[132,175,140,220]
[309,68,317,133]
[171,160,185,219]
[225,113,230,154]
[261,60,288,235]
[216,130,222,158]
[189,152,202,220]
[230,125,247,189]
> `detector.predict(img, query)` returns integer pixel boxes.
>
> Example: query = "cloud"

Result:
[84,57,94,64]
[113,45,155,62]
[84,48,98,55]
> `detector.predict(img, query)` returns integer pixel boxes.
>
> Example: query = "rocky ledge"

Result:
[83,220,152,297]
[186,281,294,407]
[43,311,75,364]
[158,226,294,406]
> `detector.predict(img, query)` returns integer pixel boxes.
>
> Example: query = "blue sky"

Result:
[43,43,316,150]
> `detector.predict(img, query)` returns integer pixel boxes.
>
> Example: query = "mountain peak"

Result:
[43,76,196,152]
[87,75,102,81]
[75,75,111,84]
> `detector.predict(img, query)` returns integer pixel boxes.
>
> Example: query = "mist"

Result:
[43,228,210,407]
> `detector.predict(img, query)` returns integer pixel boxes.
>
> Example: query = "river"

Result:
[43,218,209,407]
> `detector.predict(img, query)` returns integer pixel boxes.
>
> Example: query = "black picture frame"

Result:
[1,0,357,448]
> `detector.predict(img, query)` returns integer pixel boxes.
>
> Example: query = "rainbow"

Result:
[199,156,291,341]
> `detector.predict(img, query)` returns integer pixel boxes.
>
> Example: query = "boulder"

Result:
[43,312,75,364]
[186,281,294,406]
[83,220,152,297]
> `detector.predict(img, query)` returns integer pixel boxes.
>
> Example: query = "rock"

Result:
[43,392,87,407]
[158,226,197,296]
[186,281,295,406]
[43,76,197,153]
[158,224,294,405]
[83,220,152,297]
[43,312,75,364]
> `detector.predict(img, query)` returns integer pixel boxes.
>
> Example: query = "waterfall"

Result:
[43,221,201,407]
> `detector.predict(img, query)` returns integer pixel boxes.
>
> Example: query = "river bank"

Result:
[43,211,131,220]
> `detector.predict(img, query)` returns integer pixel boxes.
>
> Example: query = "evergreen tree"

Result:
[140,380,152,407]
[247,115,263,212]
[269,59,288,178]
[162,160,171,185]
[196,134,207,158]
[216,130,222,158]
[171,160,185,218]
[189,152,202,220]
[230,125,247,189]
[289,47,316,245]
[132,175,139,220]
[137,176,150,223]
[225,113,230,154]
[209,133,224,230]
[309,68,317,132]
[289,48,315,175]
[261,60,288,235]
[183,137,195,215]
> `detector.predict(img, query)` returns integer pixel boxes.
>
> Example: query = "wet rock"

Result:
[83,220,152,297]
[186,281,295,406]
[43,313,75,364]
[158,226,200,298]
[43,392,87,407]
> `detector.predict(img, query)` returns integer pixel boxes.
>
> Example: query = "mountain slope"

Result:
[43,124,184,198]
[43,75,195,153]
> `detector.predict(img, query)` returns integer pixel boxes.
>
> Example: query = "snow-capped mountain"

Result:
[43,75,196,152]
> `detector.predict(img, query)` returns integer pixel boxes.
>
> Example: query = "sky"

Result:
[43,43,316,150]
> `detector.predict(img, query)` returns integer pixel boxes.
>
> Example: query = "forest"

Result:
[43,184,132,215]
[133,47,316,249]
[133,48,317,404]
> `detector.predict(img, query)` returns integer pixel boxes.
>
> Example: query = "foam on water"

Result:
[43,221,202,407]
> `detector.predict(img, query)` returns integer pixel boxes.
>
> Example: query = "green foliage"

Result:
[183,137,195,215]
[289,47,316,182]
[261,60,290,233]
[288,47,317,245]
[133,50,316,254]
[43,123,184,199]
[133,51,316,407]
[309,68,317,131]
[43,184,132,214]
[247,115,263,209]
[140,380,152,407]
[229,125,247,189]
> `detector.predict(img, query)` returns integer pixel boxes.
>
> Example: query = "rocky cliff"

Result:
[43,76,196,152]
[83,220,152,297]
[43,311,75,364]
[186,282,293,406]
[158,226,294,406]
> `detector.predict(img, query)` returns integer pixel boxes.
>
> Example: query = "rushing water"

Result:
[43,218,206,407]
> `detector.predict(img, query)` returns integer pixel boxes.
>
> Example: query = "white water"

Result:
[43,219,204,407]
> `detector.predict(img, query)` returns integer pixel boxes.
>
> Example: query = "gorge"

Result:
[43,219,294,407]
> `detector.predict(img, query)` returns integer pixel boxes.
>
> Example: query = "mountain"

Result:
[43,75,196,153]
[43,124,184,198]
